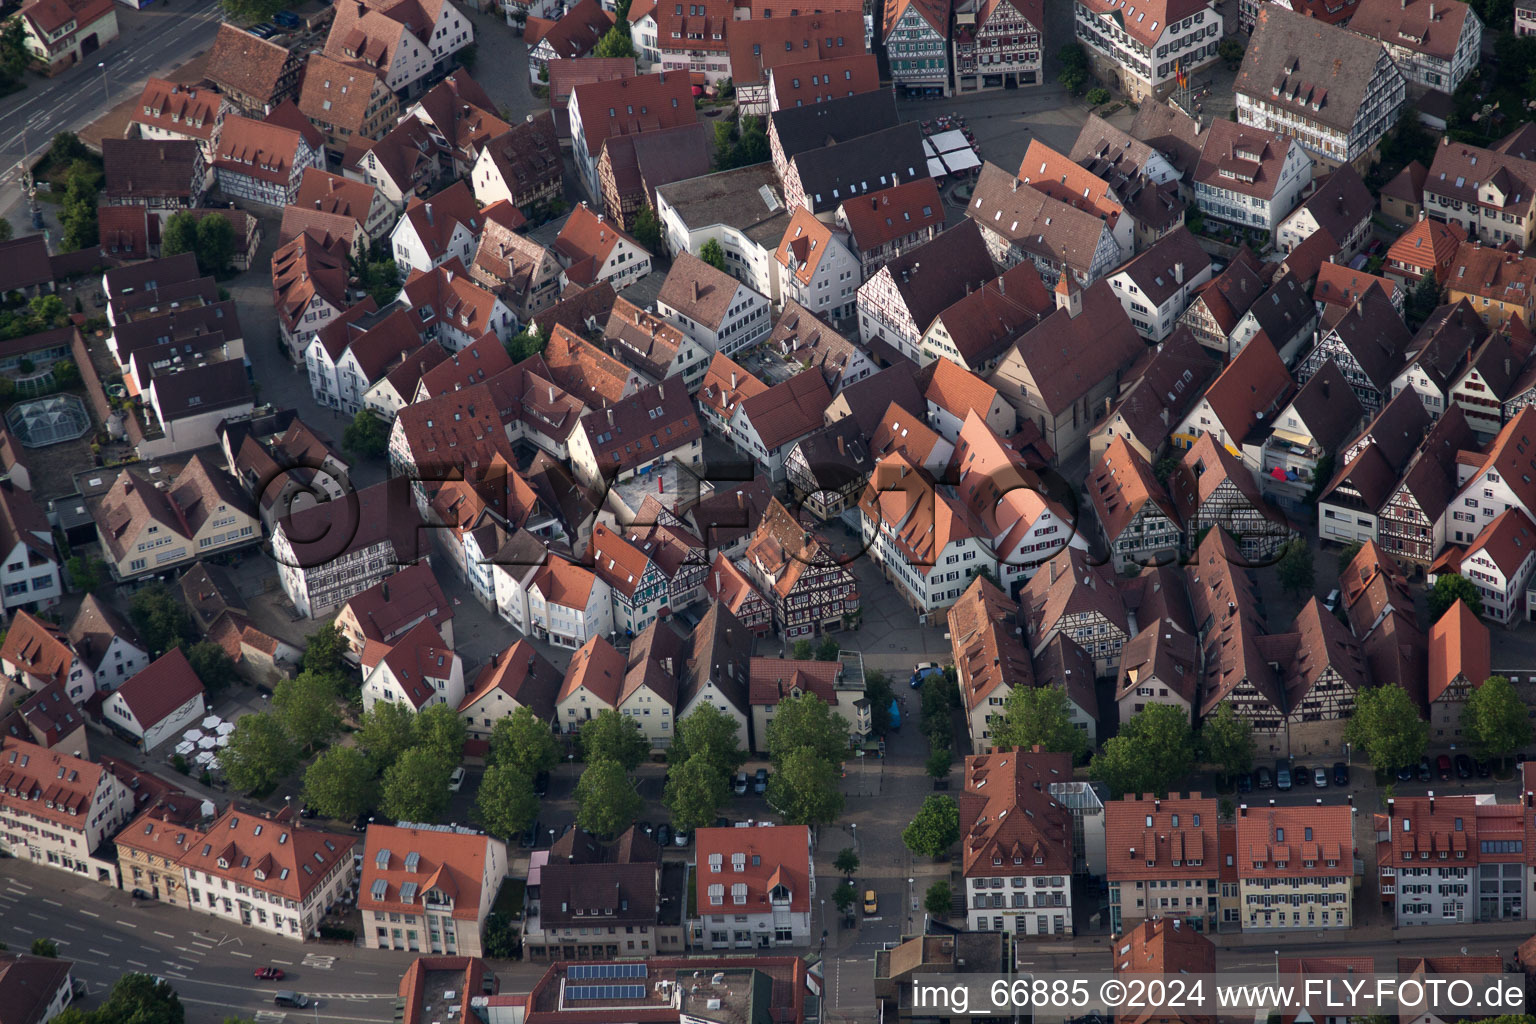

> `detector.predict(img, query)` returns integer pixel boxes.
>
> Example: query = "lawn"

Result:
[491,877,525,918]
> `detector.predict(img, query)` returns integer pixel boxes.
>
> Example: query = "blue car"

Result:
[910,662,943,688]
[273,9,300,26]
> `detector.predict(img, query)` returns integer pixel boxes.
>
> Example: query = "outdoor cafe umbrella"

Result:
[183,729,205,742]
[216,722,235,736]
[201,715,222,730]
[174,741,195,756]
[197,736,218,750]
[195,750,215,765]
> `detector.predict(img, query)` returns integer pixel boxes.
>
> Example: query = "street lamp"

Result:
[97,62,108,104]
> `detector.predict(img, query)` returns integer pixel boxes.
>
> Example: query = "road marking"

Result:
[254,1014,287,1023]
[42,898,61,907]
[127,960,148,968]
[27,912,46,920]
[272,959,293,965]
[64,923,85,932]
[89,948,110,957]
[79,910,98,918]
[154,930,175,939]
[4,888,25,896]
[101,935,122,942]
[9,927,29,935]
[116,920,137,929]
[10,879,31,889]
[53,939,69,945]
[230,950,253,958]
[191,939,214,948]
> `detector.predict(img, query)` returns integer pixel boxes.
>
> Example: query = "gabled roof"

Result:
[0,612,73,687]
[215,114,307,186]
[1338,538,1415,638]
[101,139,202,201]
[576,376,700,477]
[992,280,1143,418]
[969,162,1115,280]
[878,219,999,337]
[1286,166,1373,246]
[400,179,489,263]
[360,823,502,922]
[298,53,390,137]
[272,228,350,334]
[1194,120,1297,202]
[109,647,204,729]
[554,202,644,287]
[930,261,1052,368]
[1022,545,1129,646]
[837,177,944,254]
[1073,0,1211,48]
[206,23,296,105]
[1315,262,1400,314]
[693,824,812,913]
[739,369,832,451]
[1196,330,1291,440]
[770,88,900,162]
[1283,358,1364,453]
[559,634,628,706]
[1388,218,1468,279]
[727,11,865,84]
[462,638,563,721]
[1237,6,1400,135]
[132,78,228,142]
[477,109,563,196]
[958,749,1074,876]
[1463,506,1536,579]
[1115,618,1199,705]
[1110,226,1210,308]
[1018,138,1125,229]
[883,0,950,37]
[1089,435,1180,546]
[1350,0,1477,62]
[340,562,453,647]
[570,72,696,152]
[1186,529,1276,718]
[1098,326,1217,454]
[1128,99,1207,181]
[1281,597,1368,714]
[1427,598,1490,704]
[1104,793,1219,880]
[531,0,613,58]
[947,576,1033,712]
[769,53,881,110]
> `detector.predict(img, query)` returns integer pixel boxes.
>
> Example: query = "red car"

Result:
[253,967,284,981]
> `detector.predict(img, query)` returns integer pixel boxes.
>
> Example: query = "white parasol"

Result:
[195,750,215,765]
[183,729,205,742]
[174,741,195,756]
[201,715,222,730]
[216,721,235,736]
[197,736,218,750]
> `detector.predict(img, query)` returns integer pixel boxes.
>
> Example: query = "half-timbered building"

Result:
[1376,406,1478,573]
[1169,434,1296,562]
[740,498,860,637]
[1294,285,1415,415]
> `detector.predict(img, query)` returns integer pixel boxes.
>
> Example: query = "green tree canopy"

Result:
[575,756,643,837]
[129,583,194,655]
[925,880,952,917]
[594,24,634,58]
[669,703,745,776]
[507,327,543,361]
[343,410,390,460]
[302,622,349,677]
[1428,579,1482,621]
[699,238,727,271]
[903,794,960,859]
[926,745,953,780]
[221,713,299,794]
[990,684,1089,761]
[219,0,285,27]
[97,972,185,1024]
[186,641,238,696]
[476,763,540,839]
[765,746,844,825]
[631,204,662,253]
[1345,684,1429,773]
[833,847,859,876]
[66,555,103,593]
[302,746,378,821]
[580,707,648,769]
[766,693,849,767]
[1199,702,1256,778]
[161,212,199,261]
[489,705,561,778]
[1462,674,1532,761]
[663,752,731,831]
[865,670,893,737]
[1090,702,1195,797]
[381,746,453,823]
[415,702,468,766]
[272,671,341,752]
[1277,538,1315,597]
[30,938,57,957]
[357,700,419,767]
[832,880,856,914]
[194,212,235,273]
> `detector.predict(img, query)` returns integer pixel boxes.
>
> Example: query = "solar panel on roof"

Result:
[569,964,648,980]
[567,984,646,1001]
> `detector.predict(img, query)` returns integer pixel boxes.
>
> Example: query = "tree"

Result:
[766,747,844,825]
[926,745,952,780]
[357,700,418,767]
[716,76,734,99]
[663,752,731,831]
[1305,453,1335,507]
[1345,684,1429,774]
[65,555,102,593]
[833,848,859,877]
[1199,702,1256,779]
[924,880,952,917]
[1276,538,1315,597]
[865,670,893,737]
[476,763,540,839]
[219,0,285,25]
[1406,271,1441,329]
[699,238,727,271]
[415,702,468,766]
[670,702,745,776]
[766,693,849,767]
[186,641,238,696]
[302,622,349,678]
[221,713,300,794]
[989,685,1089,762]
[303,746,378,821]
[1462,674,1532,762]
[0,219,11,243]
[456,42,477,72]
[580,707,648,769]
[482,911,519,959]
[594,24,635,58]
[919,675,954,750]
[60,160,101,251]
[731,116,769,166]
[631,204,662,253]
[0,20,30,83]
[792,638,814,660]
[343,410,390,459]
[129,583,193,655]
[1086,86,1111,105]
[506,327,543,361]
[161,211,199,260]
[272,670,341,752]
[574,756,643,837]
[1428,576,1482,621]
[381,745,452,823]
[613,0,632,19]
[1218,37,1245,68]
[712,120,735,169]
[30,938,57,957]
[1057,42,1089,94]
[903,795,960,859]
[832,880,857,915]
[1090,702,1195,797]
[815,635,840,661]
[361,260,400,306]
[98,972,184,1024]
[489,706,561,778]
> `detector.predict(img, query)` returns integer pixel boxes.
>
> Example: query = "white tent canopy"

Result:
[201,716,222,730]
[183,729,204,742]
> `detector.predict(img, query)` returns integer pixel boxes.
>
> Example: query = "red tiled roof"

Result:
[1237,804,1351,878]
[109,648,204,730]
[959,749,1074,877]
[694,824,812,913]
[1427,599,1490,704]
[360,823,499,921]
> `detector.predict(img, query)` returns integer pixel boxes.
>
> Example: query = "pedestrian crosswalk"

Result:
[301,953,337,970]
[254,1012,286,1023]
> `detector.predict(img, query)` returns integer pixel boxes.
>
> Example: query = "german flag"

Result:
[1175,61,1187,89]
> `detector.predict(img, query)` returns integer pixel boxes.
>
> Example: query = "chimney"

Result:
[658,384,665,399]
[606,408,615,425]
[1428,790,1434,813]
[715,571,722,591]
[382,582,390,601]
[692,280,700,303]
[1173,261,1184,285]
[1239,803,1247,817]
[836,436,845,455]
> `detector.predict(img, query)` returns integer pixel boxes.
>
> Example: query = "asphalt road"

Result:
[0,0,226,208]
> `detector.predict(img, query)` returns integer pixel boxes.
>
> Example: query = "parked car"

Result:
[1236,772,1253,793]
[753,768,768,794]
[130,888,151,900]
[910,662,941,688]
[1256,767,1273,789]
[1436,754,1452,780]
[863,890,878,914]
[733,772,748,795]
[250,23,278,36]
[1417,757,1432,781]
[1397,763,1416,781]
[673,828,690,847]
[273,9,300,26]
[1332,762,1349,786]
[534,771,549,797]
[1324,588,1340,612]
[1475,759,1493,778]
[656,824,672,846]
[253,968,284,981]
[448,767,465,792]
[519,821,541,848]
[1275,765,1292,791]
[1313,767,1327,788]
[1291,764,1309,786]
[1455,754,1473,779]
[274,992,309,1008]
